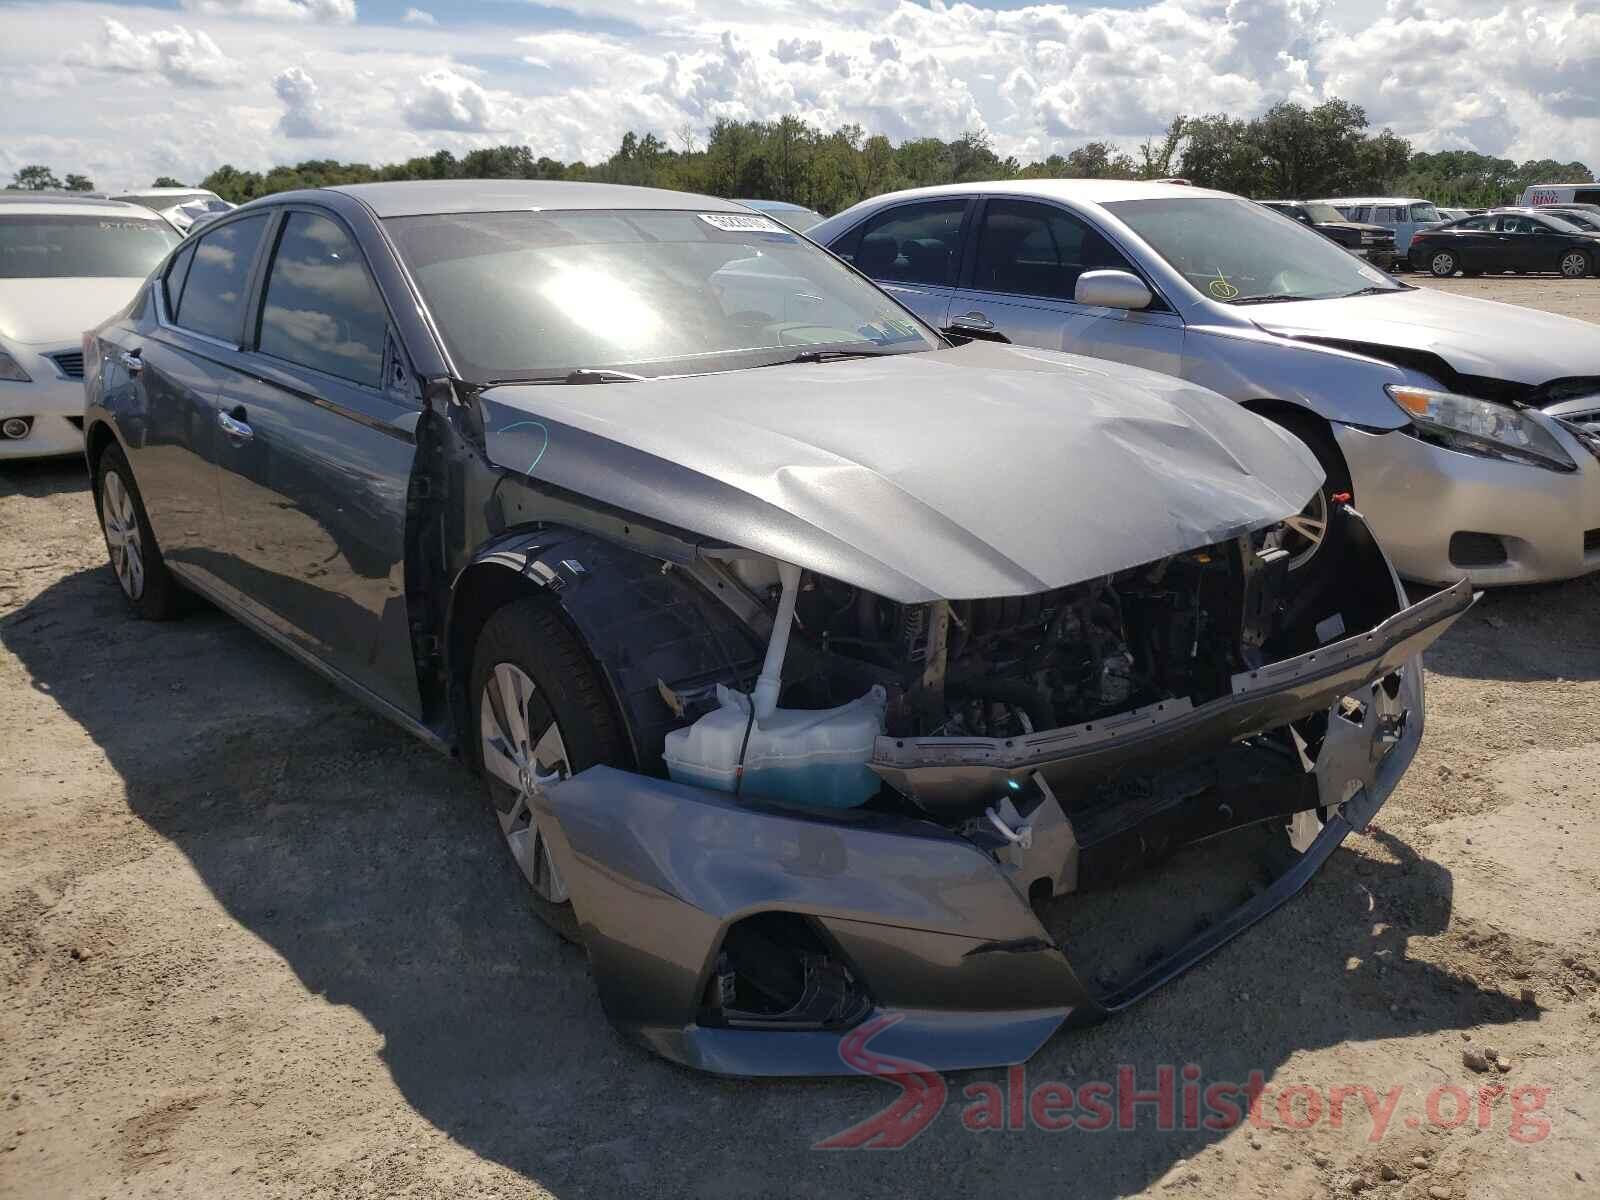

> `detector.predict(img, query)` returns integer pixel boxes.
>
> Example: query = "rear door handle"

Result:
[217,407,253,442]
[119,350,142,375]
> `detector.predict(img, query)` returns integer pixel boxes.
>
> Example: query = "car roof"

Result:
[326,179,749,218]
[0,193,160,219]
[842,178,1238,211]
[738,198,819,213]
[1310,196,1430,206]
[112,187,216,197]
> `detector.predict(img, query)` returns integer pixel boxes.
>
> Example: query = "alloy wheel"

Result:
[101,470,145,601]
[1268,487,1330,572]
[1560,251,1589,279]
[479,662,572,903]
[1430,252,1455,277]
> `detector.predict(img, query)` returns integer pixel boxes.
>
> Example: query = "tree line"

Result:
[10,98,1592,213]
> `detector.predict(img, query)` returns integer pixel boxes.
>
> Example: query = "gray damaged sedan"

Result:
[813,181,1600,587]
[84,181,1471,1077]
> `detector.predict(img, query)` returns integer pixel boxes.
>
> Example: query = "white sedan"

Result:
[1,194,180,460]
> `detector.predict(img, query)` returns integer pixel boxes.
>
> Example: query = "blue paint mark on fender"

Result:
[497,420,551,473]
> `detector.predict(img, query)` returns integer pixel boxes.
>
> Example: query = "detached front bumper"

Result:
[533,580,1472,1078]
[1336,423,1600,585]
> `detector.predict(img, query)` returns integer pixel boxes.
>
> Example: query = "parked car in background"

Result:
[1258,200,1396,269]
[1409,211,1599,278]
[1,193,179,460]
[111,188,234,235]
[1313,196,1443,258]
[1435,207,1471,223]
[1520,183,1600,209]
[735,198,825,232]
[814,179,1600,586]
[1492,205,1600,233]
[82,179,1472,1077]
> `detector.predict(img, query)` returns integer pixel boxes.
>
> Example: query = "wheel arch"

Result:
[83,419,121,505]
[445,527,764,773]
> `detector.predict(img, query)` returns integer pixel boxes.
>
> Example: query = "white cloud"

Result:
[401,7,435,24]
[180,0,356,22]
[274,66,341,138]
[5,0,1599,192]
[67,19,239,87]
[403,69,510,133]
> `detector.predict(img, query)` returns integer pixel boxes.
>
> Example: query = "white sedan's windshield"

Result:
[1107,197,1405,304]
[387,208,937,381]
[0,214,180,279]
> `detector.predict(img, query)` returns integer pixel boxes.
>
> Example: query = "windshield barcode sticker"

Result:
[699,212,785,233]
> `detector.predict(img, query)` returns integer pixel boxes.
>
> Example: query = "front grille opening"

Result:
[1585,529,1600,556]
[48,351,85,380]
[1449,531,1509,568]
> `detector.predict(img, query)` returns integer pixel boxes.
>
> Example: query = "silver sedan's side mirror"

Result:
[1075,269,1153,311]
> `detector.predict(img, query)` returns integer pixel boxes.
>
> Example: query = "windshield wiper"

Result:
[767,347,901,366]
[1228,293,1317,306]
[1340,284,1409,297]
[484,368,645,386]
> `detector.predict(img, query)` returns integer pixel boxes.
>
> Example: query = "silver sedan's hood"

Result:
[1249,287,1600,385]
[478,341,1321,603]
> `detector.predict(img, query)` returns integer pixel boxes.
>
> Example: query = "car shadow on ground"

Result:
[0,456,88,500]
[2,565,1536,1198]
[1411,575,1600,683]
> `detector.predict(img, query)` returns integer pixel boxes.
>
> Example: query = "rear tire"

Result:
[1427,250,1457,277]
[95,444,180,620]
[468,595,630,942]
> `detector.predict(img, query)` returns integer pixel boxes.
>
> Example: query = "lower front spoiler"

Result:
[534,645,1440,1078]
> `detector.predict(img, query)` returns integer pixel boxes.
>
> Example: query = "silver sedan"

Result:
[812,181,1600,586]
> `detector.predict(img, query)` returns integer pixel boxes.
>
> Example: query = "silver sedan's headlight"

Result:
[0,348,31,383]
[1386,385,1577,473]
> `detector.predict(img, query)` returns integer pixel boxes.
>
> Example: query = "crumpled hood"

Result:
[479,341,1322,602]
[1250,287,1600,386]
[0,278,145,346]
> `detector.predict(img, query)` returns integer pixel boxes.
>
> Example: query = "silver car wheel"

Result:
[1429,251,1455,277]
[101,470,145,601]
[1560,251,1589,279]
[1264,488,1329,572]
[479,662,571,904]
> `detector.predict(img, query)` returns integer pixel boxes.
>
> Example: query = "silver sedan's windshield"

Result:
[0,214,180,279]
[385,208,938,382]
[1106,197,1405,304]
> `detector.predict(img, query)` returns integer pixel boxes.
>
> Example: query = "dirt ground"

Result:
[3,277,1599,1200]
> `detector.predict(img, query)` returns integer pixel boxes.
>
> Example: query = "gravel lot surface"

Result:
[3,277,1598,1200]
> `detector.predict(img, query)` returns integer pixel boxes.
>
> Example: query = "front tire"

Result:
[1427,250,1457,277]
[1559,249,1593,279]
[96,444,179,620]
[468,595,629,941]
[1259,411,1352,589]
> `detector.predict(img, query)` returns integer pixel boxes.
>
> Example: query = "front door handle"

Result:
[119,350,142,375]
[949,310,994,330]
[217,407,253,442]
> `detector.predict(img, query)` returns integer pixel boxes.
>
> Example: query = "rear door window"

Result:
[841,200,966,286]
[970,199,1135,301]
[256,211,388,387]
[163,241,196,313]
[174,215,269,343]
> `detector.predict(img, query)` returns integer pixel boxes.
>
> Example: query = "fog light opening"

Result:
[1,416,33,440]
[1448,531,1508,568]
[704,911,871,1031]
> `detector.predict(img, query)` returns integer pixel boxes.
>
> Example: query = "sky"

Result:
[0,0,1595,190]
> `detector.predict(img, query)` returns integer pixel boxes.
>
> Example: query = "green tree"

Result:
[63,173,95,192]
[11,164,61,191]
[152,175,184,188]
